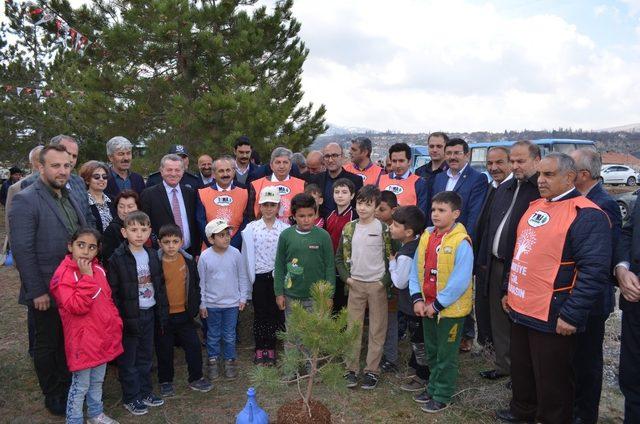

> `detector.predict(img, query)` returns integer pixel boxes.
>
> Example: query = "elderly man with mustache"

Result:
[105,136,146,197]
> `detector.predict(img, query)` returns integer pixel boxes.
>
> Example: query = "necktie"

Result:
[171,188,184,234]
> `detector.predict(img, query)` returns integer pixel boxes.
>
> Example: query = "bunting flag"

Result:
[0,84,86,98]
[26,2,92,55]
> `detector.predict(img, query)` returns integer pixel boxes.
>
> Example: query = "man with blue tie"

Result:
[431,138,488,351]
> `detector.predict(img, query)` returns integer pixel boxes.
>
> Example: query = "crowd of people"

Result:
[4,132,639,423]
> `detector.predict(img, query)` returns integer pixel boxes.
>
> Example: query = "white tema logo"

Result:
[276,185,291,195]
[527,211,550,228]
[385,184,404,195]
[214,195,233,206]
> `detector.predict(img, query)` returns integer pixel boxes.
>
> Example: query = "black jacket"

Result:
[141,183,200,257]
[105,169,145,198]
[508,190,612,333]
[306,169,363,219]
[477,173,540,294]
[158,249,201,319]
[107,243,169,336]
[146,171,203,190]
[90,195,117,234]
[102,216,124,265]
[614,186,640,312]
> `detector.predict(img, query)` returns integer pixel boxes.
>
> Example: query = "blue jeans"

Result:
[66,364,107,424]
[206,307,239,360]
[117,308,155,403]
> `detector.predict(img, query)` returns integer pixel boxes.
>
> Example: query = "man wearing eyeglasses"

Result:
[306,143,363,219]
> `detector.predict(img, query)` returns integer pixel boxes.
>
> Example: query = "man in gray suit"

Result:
[9,144,88,416]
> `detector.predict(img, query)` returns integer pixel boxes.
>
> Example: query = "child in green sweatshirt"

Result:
[274,193,336,313]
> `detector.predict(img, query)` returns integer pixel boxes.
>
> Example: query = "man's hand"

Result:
[346,278,355,286]
[413,300,427,317]
[77,258,93,276]
[276,295,286,311]
[501,295,510,313]
[200,308,208,319]
[616,267,640,302]
[425,303,436,318]
[33,293,50,311]
[556,318,577,336]
[239,302,246,311]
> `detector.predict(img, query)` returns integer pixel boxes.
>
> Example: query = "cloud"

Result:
[293,0,640,132]
[620,0,640,15]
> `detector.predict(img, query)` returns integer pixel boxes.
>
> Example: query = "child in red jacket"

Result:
[50,228,123,424]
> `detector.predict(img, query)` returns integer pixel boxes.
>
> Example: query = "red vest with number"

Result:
[344,162,383,185]
[251,176,306,222]
[507,196,602,322]
[197,186,248,238]
[378,173,420,206]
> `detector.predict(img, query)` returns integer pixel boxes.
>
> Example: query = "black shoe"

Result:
[505,379,512,390]
[380,359,398,373]
[421,399,449,413]
[360,372,379,390]
[496,409,533,423]
[45,395,66,416]
[344,371,358,388]
[480,369,508,380]
[413,390,432,404]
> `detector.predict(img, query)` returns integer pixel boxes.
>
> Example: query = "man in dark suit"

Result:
[141,154,200,257]
[414,131,449,192]
[9,145,88,416]
[105,136,146,197]
[146,144,202,189]
[474,146,512,347]
[431,138,488,351]
[478,140,541,381]
[569,148,622,424]
[616,181,640,424]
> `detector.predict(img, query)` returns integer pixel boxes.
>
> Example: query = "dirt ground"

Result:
[0,213,626,423]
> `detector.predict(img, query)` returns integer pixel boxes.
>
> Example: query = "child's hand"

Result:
[389,253,396,262]
[200,308,208,319]
[77,259,93,276]
[276,295,286,311]
[413,300,426,317]
[239,302,246,311]
[425,303,436,318]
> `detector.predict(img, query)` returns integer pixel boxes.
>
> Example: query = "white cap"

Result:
[258,186,281,204]
[205,218,231,238]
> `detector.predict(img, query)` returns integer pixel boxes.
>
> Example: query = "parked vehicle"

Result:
[600,165,638,186]
[612,188,639,221]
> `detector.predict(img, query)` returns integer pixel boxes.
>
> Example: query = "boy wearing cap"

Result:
[241,186,289,365]
[198,218,250,381]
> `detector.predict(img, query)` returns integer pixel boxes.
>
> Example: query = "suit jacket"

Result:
[68,173,96,228]
[140,182,200,257]
[473,184,497,275]
[306,169,364,219]
[9,178,88,306]
[617,190,640,311]
[146,171,203,190]
[430,164,488,241]
[585,182,622,316]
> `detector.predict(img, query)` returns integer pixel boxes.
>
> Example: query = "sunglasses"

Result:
[92,174,109,180]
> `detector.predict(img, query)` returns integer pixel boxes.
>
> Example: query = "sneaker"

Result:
[265,349,277,366]
[160,382,175,397]
[87,412,120,424]
[344,371,358,389]
[380,359,399,373]
[413,390,432,404]
[360,372,379,390]
[208,357,220,380]
[254,350,265,365]
[421,399,449,413]
[141,394,164,407]
[225,359,238,379]
[401,377,427,392]
[189,377,213,393]
[123,400,148,416]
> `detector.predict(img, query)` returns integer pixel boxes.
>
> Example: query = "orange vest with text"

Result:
[507,196,602,322]
[251,176,306,222]
[344,162,383,186]
[378,173,420,206]
[197,186,248,238]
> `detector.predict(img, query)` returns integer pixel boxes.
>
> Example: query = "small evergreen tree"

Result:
[251,281,360,419]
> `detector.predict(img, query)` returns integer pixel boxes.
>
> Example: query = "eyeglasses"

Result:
[323,153,342,160]
[92,174,109,180]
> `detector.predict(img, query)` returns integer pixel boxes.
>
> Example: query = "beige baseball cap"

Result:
[205,218,232,238]
[258,186,281,204]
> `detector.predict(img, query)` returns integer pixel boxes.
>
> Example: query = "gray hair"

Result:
[572,148,602,179]
[160,153,185,170]
[28,145,44,165]
[106,136,133,156]
[270,147,292,163]
[352,137,373,157]
[213,155,235,171]
[50,134,77,146]
[511,140,541,160]
[291,152,306,167]
[488,146,510,157]
[546,152,577,174]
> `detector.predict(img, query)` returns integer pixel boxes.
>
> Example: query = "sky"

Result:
[288,0,640,132]
[6,0,640,133]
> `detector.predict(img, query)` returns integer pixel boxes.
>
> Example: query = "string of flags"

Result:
[0,84,87,98]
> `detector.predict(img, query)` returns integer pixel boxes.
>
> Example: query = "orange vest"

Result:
[344,162,383,185]
[197,186,248,238]
[251,176,306,222]
[507,196,601,321]
[378,173,420,206]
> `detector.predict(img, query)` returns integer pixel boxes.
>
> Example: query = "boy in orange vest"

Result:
[409,191,474,413]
